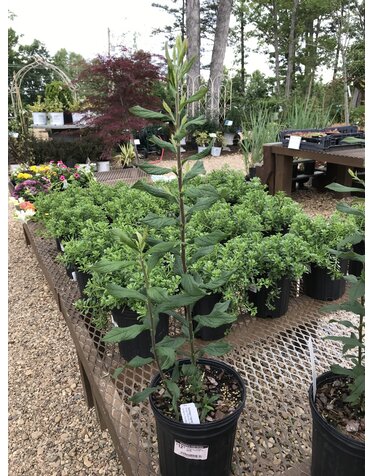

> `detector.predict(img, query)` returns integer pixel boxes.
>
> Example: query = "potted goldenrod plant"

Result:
[93,36,245,476]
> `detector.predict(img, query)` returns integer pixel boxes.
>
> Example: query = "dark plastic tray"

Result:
[280,126,364,150]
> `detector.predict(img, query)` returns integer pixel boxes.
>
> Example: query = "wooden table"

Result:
[257,143,365,195]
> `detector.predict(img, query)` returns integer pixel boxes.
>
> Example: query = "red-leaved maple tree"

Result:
[77,48,164,156]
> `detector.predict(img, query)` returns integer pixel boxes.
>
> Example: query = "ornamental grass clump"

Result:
[93,37,241,421]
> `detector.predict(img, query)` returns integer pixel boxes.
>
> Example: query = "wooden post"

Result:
[274,154,293,195]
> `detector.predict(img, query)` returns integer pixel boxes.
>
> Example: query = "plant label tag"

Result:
[111,315,119,327]
[248,285,257,293]
[224,119,233,126]
[133,139,140,145]
[60,242,65,252]
[288,135,301,149]
[209,133,217,138]
[174,440,208,460]
[180,403,200,424]
[72,271,77,281]
[307,337,317,401]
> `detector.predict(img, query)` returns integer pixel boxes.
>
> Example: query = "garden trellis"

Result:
[9,55,78,135]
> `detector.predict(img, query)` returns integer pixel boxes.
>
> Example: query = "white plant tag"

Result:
[224,119,233,126]
[288,135,301,149]
[209,132,217,138]
[111,315,119,327]
[174,440,208,460]
[308,337,317,401]
[72,271,77,281]
[180,403,200,424]
[133,139,140,145]
[59,242,65,252]
[248,285,257,293]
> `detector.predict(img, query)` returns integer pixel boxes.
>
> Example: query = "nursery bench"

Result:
[22,220,354,476]
[259,143,365,195]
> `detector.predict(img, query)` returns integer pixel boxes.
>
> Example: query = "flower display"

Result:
[9,197,36,222]
[10,161,96,199]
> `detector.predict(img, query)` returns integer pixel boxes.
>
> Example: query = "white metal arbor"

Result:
[185,74,233,122]
[9,56,77,135]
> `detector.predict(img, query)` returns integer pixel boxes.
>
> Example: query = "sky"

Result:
[8,0,274,77]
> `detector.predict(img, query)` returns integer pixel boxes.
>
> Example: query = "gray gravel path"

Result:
[8,209,125,475]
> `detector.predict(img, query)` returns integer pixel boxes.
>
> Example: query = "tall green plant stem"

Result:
[358,295,364,367]
[139,250,166,382]
[174,72,196,367]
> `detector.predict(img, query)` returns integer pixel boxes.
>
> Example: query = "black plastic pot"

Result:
[348,240,364,278]
[192,293,232,340]
[111,307,169,361]
[247,277,291,318]
[309,371,365,476]
[149,358,246,476]
[303,260,348,301]
[75,269,92,298]
[65,263,75,280]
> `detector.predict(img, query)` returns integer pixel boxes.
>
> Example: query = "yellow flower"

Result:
[17,173,33,180]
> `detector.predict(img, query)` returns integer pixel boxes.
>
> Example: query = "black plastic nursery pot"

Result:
[309,371,365,476]
[149,358,246,476]
[247,277,291,318]
[111,307,169,361]
[192,293,232,340]
[348,240,365,278]
[303,260,348,301]
[75,269,92,298]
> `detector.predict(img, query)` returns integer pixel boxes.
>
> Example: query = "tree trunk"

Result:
[332,4,344,81]
[306,17,321,105]
[272,1,281,96]
[208,0,233,122]
[240,4,245,94]
[186,0,201,117]
[284,0,300,100]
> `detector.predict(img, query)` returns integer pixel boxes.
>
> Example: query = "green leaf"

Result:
[112,367,125,379]
[187,196,219,216]
[130,386,159,404]
[183,160,206,183]
[142,213,178,229]
[190,245,215,263]
[330,364,353,376]
[325,335,364,352]
[199,341,232,357]
[147,240,178,255]
[157,293,203,312]
[147,253,163,273]
[156,335,186,350]
[185,87,208,104]
[111,228,138,250]
[147,287,169,303]
[132,180,177,203]
[106,284,147,302]
[348,280,365,300]
[184,115,206,129]
[194,302,237,330]
[157,346,176,370]
[202,272,233,291]
[326,182,364,193]
[149,135,177,153]
[183,144,212,162]
[194,230,226,247]
[126,356,153,367]
[329,319,358,330]
[129,105,170,121]
[164,379,180,400]
[91,259,127,273]
[184,184,219,200]
[180,273,206,296]
[340,136,365,145]
[336,202,365,216]
[139,163,174,175]
[102,324,146,343]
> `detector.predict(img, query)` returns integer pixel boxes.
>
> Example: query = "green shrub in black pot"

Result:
[308,176,365,476]
[93,37,246,476]
[289,212,358,301]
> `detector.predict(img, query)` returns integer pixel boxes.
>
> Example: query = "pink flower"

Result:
[59,175,66,181]
[49,161,54,164]
[73,173,80,179]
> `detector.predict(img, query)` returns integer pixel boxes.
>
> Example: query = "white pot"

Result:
[211,147,222,157]
[32,112,48,126]
[72,112,85,124]
[197,146,208,154]
[97,161,110,172]
[180,137,186,145]
[48,112,64,126]
[223,132,235,146]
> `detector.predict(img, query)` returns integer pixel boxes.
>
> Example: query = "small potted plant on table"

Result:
[29,95,48,126]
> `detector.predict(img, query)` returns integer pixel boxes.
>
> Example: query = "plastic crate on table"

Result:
[280,126,365,151]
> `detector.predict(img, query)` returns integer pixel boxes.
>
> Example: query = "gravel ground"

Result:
[7,153,351,475]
